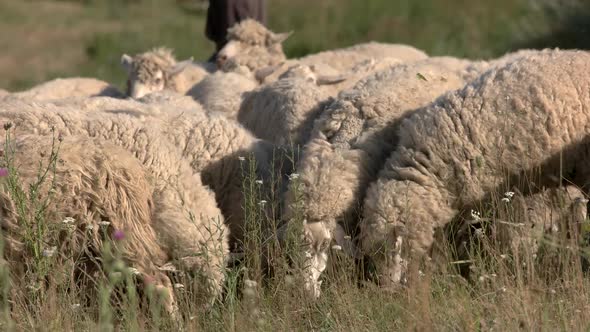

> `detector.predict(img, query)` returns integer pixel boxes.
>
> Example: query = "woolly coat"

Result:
[11,77,124,100]
[361,49,590,287]
[0,97,229,299]
[0,134,181,314]
[286,56,485,236]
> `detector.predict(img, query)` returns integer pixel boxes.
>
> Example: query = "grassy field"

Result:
[1,0,588,92]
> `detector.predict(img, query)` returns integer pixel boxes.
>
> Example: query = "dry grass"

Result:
[0,130,590,331]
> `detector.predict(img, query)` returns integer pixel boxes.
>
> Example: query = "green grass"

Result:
[0,0,588,91]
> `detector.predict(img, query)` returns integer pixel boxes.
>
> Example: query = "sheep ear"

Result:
[269,31,293,45]
[255,64,280,82]
[120,54,133,72]
[168,58,194,77]
[333,224,362,259]
[316,74,348,86]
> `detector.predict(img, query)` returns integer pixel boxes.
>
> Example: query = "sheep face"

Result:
[216,19,291,70]
[301,221,331,299]
[121,48,191,99]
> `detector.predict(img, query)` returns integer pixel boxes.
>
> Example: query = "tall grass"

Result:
[0,132,589,329]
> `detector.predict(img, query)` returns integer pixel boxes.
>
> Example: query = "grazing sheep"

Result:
[238,58,408,147]
[10,78,124,100]
[0,135,186,317]
[121,47,216,99]
[238,64,341,146]
[187,70,258,119]
[283,56,487,297]
[440,185,587,279]
[0,96,278,253]
[361,49,590,288]
[0,98,230,303]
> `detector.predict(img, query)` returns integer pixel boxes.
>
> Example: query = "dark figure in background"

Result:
[205,0,266,62]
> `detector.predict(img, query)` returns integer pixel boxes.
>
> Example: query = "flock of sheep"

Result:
[1,19,589,317]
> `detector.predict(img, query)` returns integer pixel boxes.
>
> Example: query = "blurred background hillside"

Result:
[1,0,588,92]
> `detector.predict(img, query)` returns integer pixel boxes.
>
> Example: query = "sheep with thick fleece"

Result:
[10,77,124,100]
[0,98,229,302]
[187,70,258,119]
[217,19,426,85]
[238,58,408,147]
[121,47,216,99]
[361,49,590,288]
[237,64,342,146]
[1,96,277,252]
[447,185,588,276]
[215,19,291,71]
[298,41,428,72]
[282,56,488,297]
[0,134,196,316]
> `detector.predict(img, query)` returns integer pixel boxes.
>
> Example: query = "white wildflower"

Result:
[331,245,342,251]
[501,197,510,203]
[474,228,484,237]
[343,235,351,240]
[550,289,556,294]
[97,221,110,226]
[532,253,537,259]
[500,254,507,259]
[62,217,75,224]
[71,303,81,310]
[238,156,245,161]
[500,287,506,293]
[478,276,485,282]
[174,283,185,290]
[504,191,515,198]
[470,209,481,220]
[418,270,425,277]
[258,200,267,206]
[255,179,263,185]
[288,173,300,180]
[42,246,57,257]
[128,267,141,275]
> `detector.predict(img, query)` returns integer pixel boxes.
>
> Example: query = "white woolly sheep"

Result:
[215,19,291,71]
[187,70,258,119]
[361,49,590,289]
[442,185,588,279]
[238,58,408,147]
[0,134,193,317]
[297,41,428,72]
[217,20,428,89]
[121,47,216,99]
[10,77,124,100]
[282,56,488,297]
[0,98,230,303]
[1,96,280,253]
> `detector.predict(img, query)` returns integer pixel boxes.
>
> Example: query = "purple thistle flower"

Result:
[0,168,9,177]
[113,229,125,241]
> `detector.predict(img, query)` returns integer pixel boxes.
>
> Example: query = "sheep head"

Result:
[276,218,360,299]
[121,47,193,98]
[216,19,291,72]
